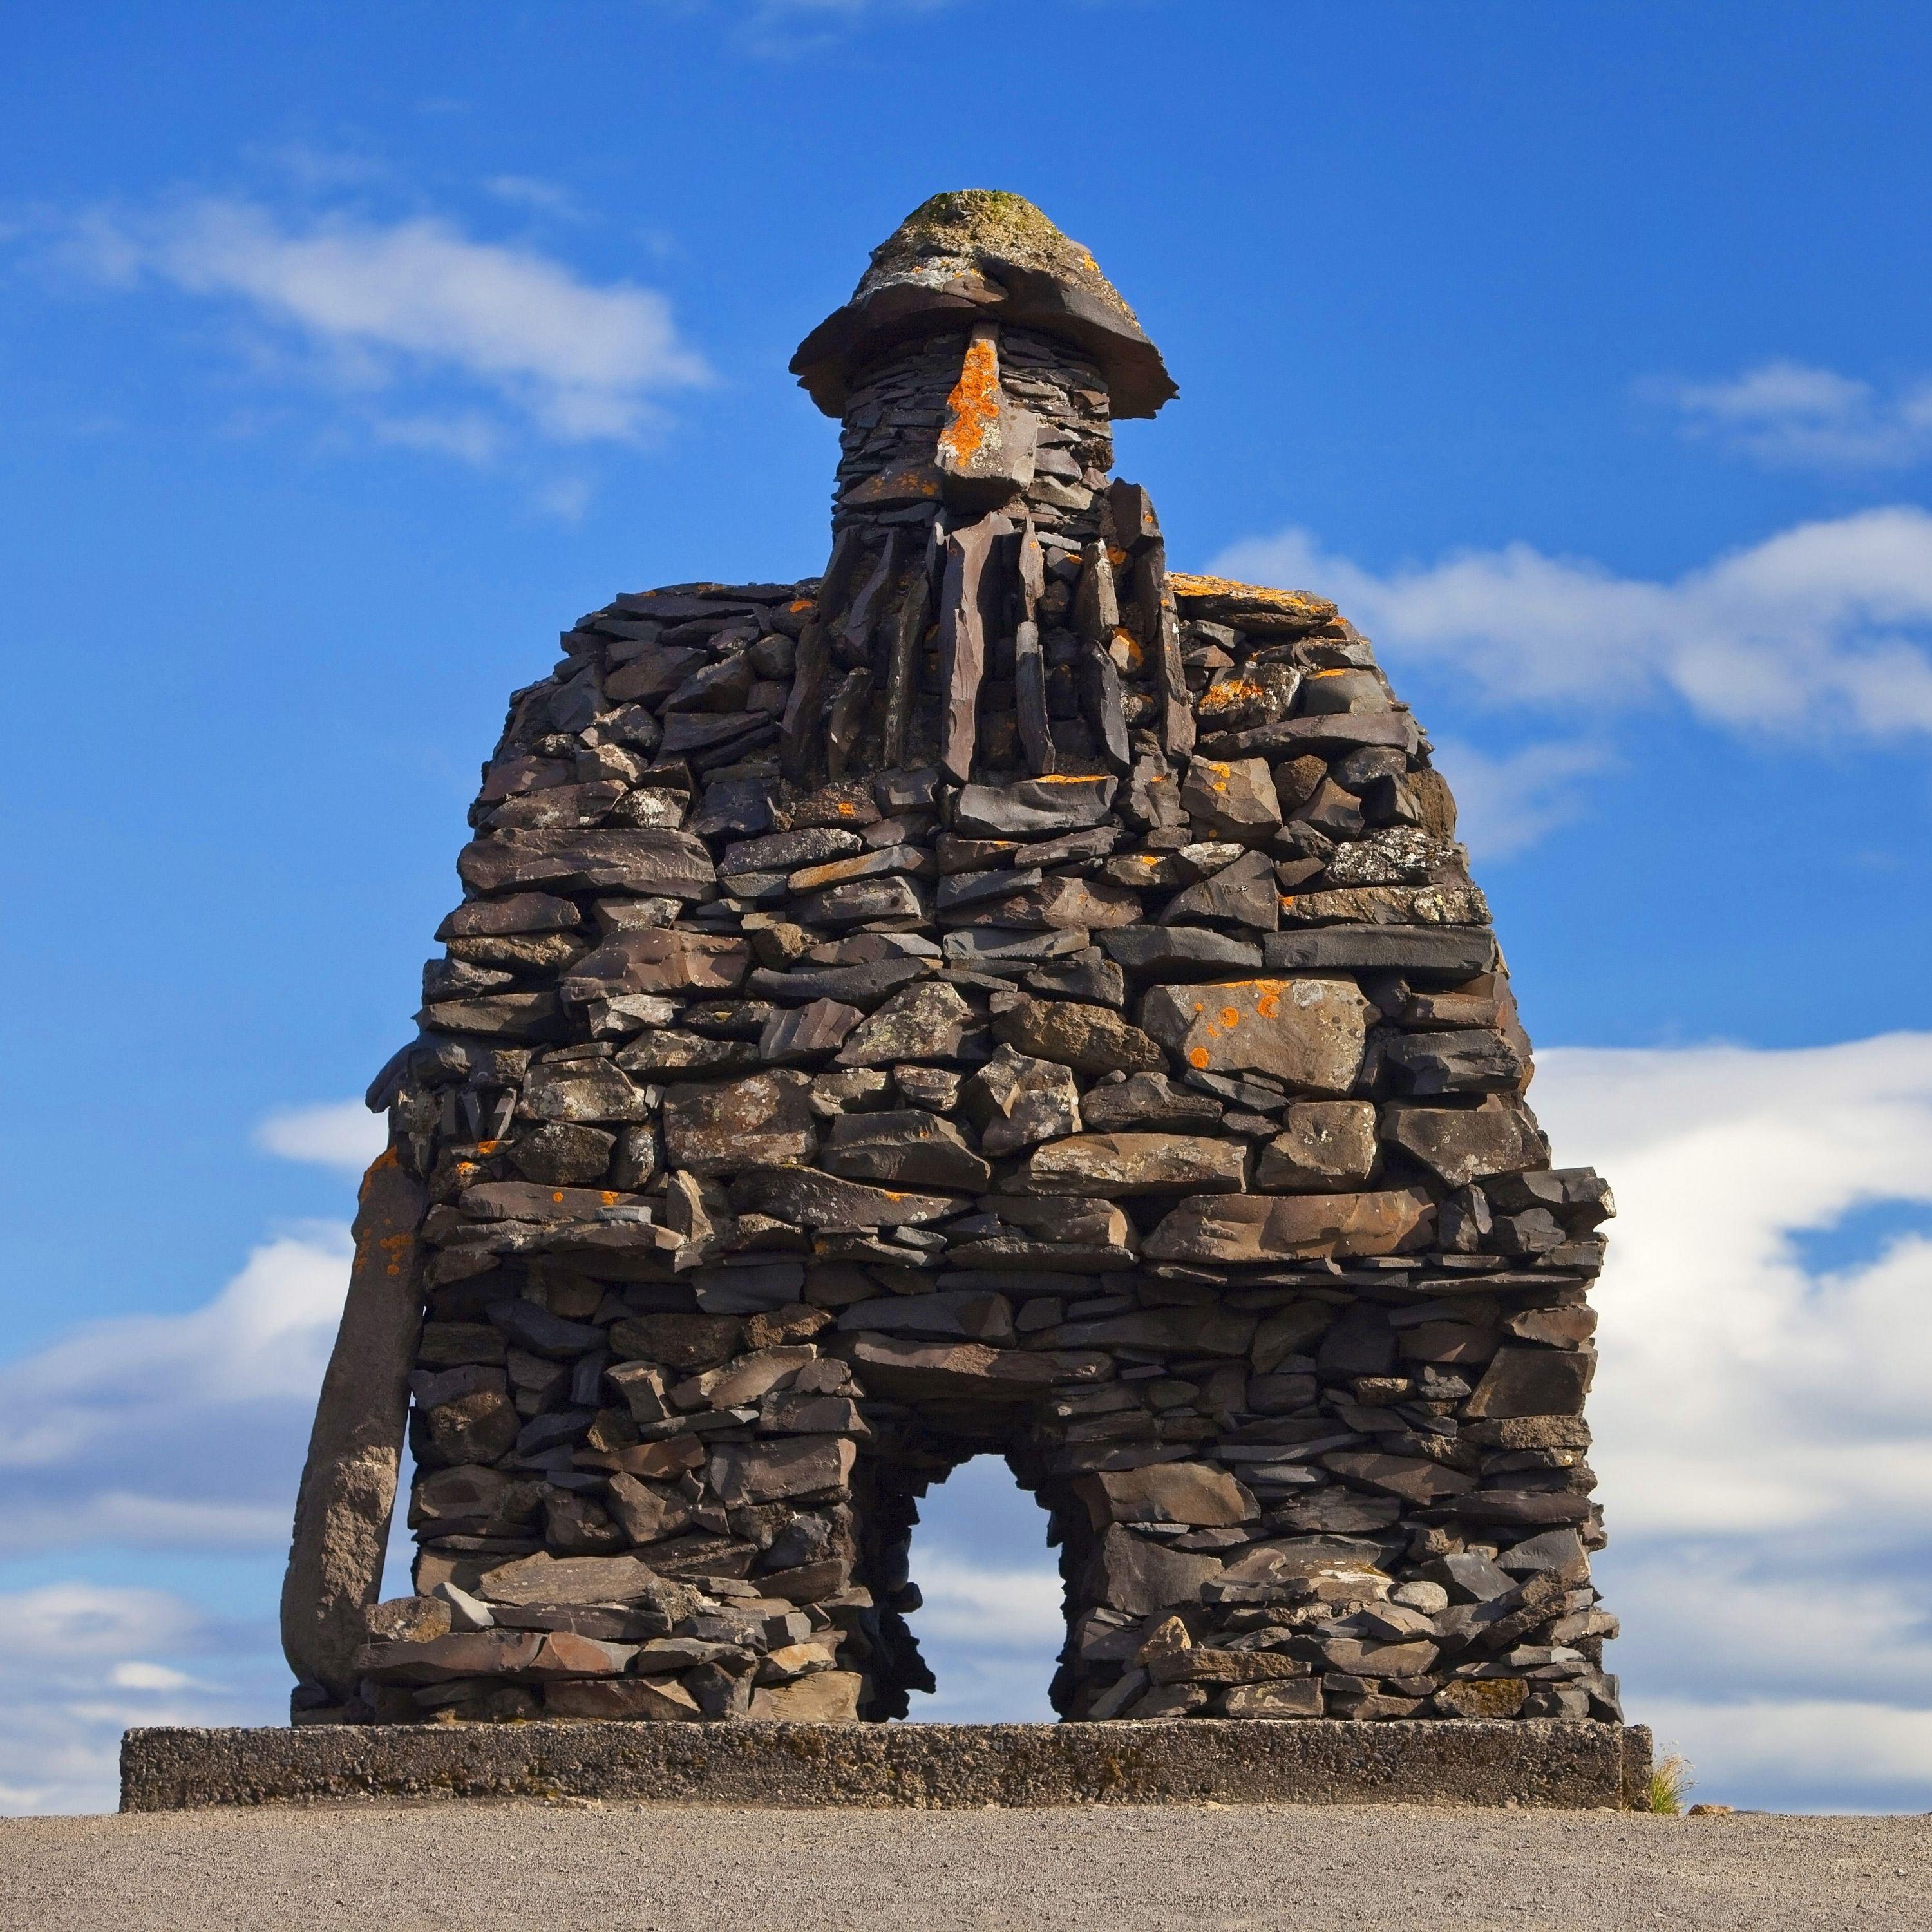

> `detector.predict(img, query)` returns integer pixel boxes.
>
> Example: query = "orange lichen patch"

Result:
[1255,988,1280,1018]
[1110,627,1144,673]
[551,1190,566,1204]
[1167,573,1338,621]
[1220,1007,1241,1028]
[1197,679,1266,715]
[357,1144,402,1207]
[938,333,1002,466]
[601,1191,620,1206]
[1034,773,1112,785]
[377,1230,414,1278]
[788,599,815,615]
[837,801,858,816]
[1168,573,1326,608]
[1107,546,1130,569]
[475,1139,501,1156]
[1188,1048,1211,1068]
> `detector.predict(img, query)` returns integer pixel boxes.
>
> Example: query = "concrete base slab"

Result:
[122,1719,1650,1812]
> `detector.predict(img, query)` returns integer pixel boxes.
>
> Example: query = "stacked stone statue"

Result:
[282,191,1622,1735]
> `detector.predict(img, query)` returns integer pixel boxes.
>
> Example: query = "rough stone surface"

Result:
[1139,978,1368,1092]
[122,1719,1651,1811]
[279,1153,425,1698]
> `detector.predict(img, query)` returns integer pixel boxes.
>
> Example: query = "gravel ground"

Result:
[1,1801,1926,1931]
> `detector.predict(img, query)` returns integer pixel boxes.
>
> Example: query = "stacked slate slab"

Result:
[287,191,1622,1734]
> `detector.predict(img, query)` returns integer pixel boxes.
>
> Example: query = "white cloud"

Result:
[0,1226,350,1552]
[1213,507,1932,742]
[256,1098,386,1173]
[1638,1700,1932,1806]
[0,1226,350,1809]
[1537,1034,1932,1540]
[1528,1033,1932,1808]
[109,1661,198,1692]
[3,1584,202,1660]
[67,196,709,450]
[1658,358,1932,469]
[912,1555,1066,1645]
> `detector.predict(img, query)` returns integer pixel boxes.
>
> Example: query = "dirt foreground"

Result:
[1,1800,1925,1931]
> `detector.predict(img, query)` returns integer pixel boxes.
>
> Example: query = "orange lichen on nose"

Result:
[938,332,1002,466]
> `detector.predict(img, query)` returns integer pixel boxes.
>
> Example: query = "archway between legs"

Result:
[900,1455,1063,1722]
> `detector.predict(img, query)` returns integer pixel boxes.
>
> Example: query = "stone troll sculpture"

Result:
[281,191,1621,1736]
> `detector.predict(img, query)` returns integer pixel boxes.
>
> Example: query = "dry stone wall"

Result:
[308,192,1622,1735]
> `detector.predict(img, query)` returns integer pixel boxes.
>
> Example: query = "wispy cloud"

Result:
[61,195,710,456]
[1654,359,1932,469]
[0,1111,381,1813]
[1214,510,1932,816]
[255,1099,386,1174]
[485,175,587,222]
[716,0,960,56]
[1426,735,1615,860]
[0,1584,275,1814]
[0,1226,350,1552]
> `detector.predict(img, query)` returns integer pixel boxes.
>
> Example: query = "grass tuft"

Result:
[1644,1754,1694,1815]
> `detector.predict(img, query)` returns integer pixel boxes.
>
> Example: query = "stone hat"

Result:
[790,189,1178,420]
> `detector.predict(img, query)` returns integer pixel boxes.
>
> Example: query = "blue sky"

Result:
[5,0,1932,1813]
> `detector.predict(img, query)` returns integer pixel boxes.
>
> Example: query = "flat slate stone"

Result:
[1101,928,1264,976]
[1262,926,1498,980]
[120,1719,1651,1812]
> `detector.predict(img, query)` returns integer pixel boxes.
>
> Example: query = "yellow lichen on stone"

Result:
[1167,573,1335,621]
[938,332,1001,466]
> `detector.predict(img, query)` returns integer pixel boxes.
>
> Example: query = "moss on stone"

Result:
[857,189,1140,327]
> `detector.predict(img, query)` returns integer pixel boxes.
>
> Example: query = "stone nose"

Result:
[934,322,1041,515]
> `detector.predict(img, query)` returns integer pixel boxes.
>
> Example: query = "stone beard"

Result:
[282,192,1622,1732]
